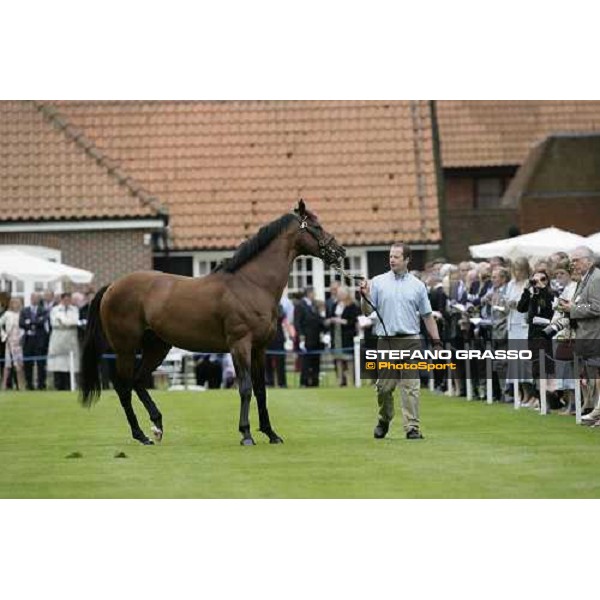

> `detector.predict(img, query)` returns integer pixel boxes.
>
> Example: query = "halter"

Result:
[295,213,345,266]
[293,212,392,342]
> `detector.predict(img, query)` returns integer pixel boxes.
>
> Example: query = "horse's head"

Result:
[292,199,346,267]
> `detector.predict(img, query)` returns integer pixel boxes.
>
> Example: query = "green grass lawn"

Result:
[0,386,598,498]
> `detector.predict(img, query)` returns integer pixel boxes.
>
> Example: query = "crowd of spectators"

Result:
[413,246,600,425]
[0,288,94,391]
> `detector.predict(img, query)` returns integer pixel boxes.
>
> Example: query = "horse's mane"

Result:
[213,213,297,273]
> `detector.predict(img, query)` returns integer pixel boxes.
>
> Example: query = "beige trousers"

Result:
[375,336,422,432]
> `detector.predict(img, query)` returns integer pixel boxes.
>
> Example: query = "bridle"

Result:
[295,213,345,266]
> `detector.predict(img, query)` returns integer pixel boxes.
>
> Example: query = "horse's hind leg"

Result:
[251,347,283,444]
[114,352,153,445]
[134,333,172,442]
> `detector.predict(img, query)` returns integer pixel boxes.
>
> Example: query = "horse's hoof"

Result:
[134,435,154,445]
[269,436,284,444]
[240,437,256,446]
[151,425,163,442]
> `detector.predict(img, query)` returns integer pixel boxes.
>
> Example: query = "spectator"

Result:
[484,267,510,401]
[221,353,236,388]
[71,291,88,344]
[468,262,493,399]
[326,286,360,387]
[266,300,291,388]
[47,292,80,391]
[195,354,223,389]
[545,258,578,414]
[19,292,50,390]
[561,247,600,424]
[517,268,556,407]
[427,273,449,392]
[0,291,8,383]
[325,280,341,320]
[489,256,508,269]
[431,257,447,277]
[42,289,57,310]
[446,263,473,397]
[505,257,534,405]
[0,297,25,390]
[294,287,326,387]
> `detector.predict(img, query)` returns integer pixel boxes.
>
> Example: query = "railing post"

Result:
[539,348,547,415]
[69,351,76,391]
[353,336,362,388]
[465,342,473,400]
[486,341,493,404]
[574,354,582,424]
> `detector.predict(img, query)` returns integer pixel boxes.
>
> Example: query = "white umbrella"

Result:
[0,249,93,283]
[586,232,600,253]
[469,227,588,260]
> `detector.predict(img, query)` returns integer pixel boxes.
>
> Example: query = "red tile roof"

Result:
[0,101,166,221]
[437,100,600,168]
[48,100,440,249]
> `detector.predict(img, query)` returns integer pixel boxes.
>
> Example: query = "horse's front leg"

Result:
[251,348,283,444]
[232,338,255,446]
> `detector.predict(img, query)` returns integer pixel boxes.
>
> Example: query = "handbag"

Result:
[555,336,574,361]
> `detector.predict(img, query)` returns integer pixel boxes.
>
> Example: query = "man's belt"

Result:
[379,333,419,338]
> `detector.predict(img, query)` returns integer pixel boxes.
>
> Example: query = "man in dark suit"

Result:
[19,292,50,390]
[561,247,600,423]
[428,274,449,391]
[294,287,326,387]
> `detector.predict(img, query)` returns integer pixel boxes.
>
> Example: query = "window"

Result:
[287,252,367,299]
[197,259,224,276]
[193,252,231,278]
[475,177,505,209]
[288,257,314,295]
[324,254,365,297]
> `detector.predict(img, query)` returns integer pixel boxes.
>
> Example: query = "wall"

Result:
[0,229,153,288]
[445,208,519,261]
[443,167,519,261]
[520,197,600,236]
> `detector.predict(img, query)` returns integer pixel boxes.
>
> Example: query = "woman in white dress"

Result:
[505,257,534,405]
[0,297,25,390]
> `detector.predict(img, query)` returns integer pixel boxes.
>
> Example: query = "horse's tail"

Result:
[79,284,110,407]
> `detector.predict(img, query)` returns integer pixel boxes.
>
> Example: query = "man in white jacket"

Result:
[47,293,80,391]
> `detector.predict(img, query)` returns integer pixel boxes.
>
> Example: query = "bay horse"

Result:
[80,200,346,446]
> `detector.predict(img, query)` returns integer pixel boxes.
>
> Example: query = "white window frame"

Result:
[192,251,232,278]
[288,249,367,300]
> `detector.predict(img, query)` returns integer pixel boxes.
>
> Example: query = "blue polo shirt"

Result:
[370,270,432,336]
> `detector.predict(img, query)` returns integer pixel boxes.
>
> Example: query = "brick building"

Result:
[502,133,600,235]
[436,101,600,261]
[1,100,441,300]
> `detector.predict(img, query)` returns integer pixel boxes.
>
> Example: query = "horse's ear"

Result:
[297,199,306,217]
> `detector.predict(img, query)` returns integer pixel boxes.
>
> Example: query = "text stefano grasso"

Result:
[364,349,533,361]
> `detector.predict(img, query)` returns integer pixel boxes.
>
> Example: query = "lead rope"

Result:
[332,265,390,339]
